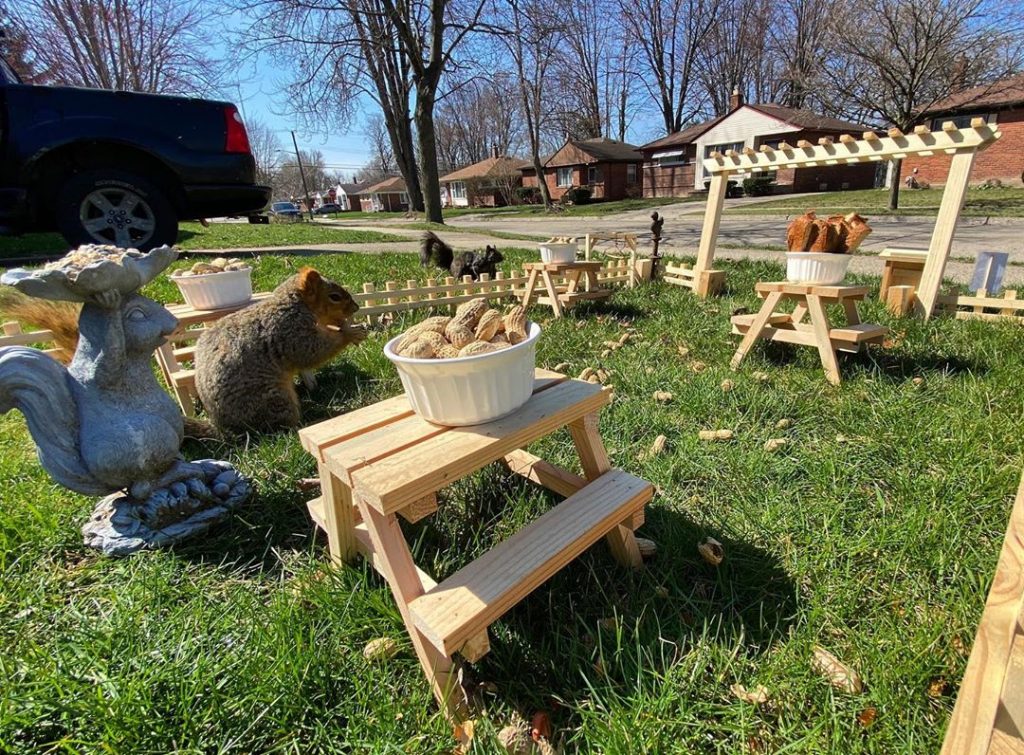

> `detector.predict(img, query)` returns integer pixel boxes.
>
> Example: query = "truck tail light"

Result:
[224,105,251,154]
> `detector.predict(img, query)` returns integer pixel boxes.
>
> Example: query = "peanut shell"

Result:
[452,298,488,328]
[435,344,460,359]
[444,322,475,350]
[399,338,434,359]
[459,341,496,357]
[416,330,449,353]
[409,315,451,336]
[475,309,504,341]
[504,306,527,344]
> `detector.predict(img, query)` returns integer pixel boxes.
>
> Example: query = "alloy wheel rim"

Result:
[79,187,157,248]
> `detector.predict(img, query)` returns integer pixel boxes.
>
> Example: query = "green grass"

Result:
[501,196,694,218]
[2,251,1023,752]
[397,221,547,243]
[729,186,1024,217]
[0,222,410,259]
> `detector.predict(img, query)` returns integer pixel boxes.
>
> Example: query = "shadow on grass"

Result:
[755,340,990,381]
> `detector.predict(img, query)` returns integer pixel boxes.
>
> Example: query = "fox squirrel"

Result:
[194,267,366,433]
[419,231,504,280]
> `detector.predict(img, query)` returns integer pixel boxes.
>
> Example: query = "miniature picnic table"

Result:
[518,260,613,318]
[730,282,887,386]
[297,369,653,722]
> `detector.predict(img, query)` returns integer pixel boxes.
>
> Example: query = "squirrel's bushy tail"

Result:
[0,346,106,495]
[0,289,80,364]
[420,231,454,272]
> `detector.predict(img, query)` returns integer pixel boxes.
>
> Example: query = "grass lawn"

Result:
[0,222,410,259]
[729,186,1024,217]
[2,252,1022,752]
[396,221,547,243]
[500,196,695,218]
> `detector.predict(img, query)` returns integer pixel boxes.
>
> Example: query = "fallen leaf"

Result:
[721,379,735,392]
[730,683,770,704]
[763,438,788,453]
[363,637,399,662]
[698,537,724,565]
[453,718,476,748]
[812,646,864,693]
[857,707,878,728]
[927,677,950,698]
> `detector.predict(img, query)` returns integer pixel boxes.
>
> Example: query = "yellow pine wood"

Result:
[348,380,609,515]
[408,469,653,655]
[319,461,357,564]
[805,294,843,385]
[298,395,413,459]
[503,449,587,498]
[942,472,1024,754]
[916,150,978,318]
[695,173,728,279]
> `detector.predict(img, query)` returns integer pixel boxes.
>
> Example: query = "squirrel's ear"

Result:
[297,267,322,293]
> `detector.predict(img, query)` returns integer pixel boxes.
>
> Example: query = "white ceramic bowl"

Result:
[172,267,253,310]
[785,252,852,285]
[539,242,577,264]
[384,322,541,426]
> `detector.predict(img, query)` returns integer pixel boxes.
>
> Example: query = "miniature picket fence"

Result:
[936,288,1024,323]
[0,321,69,361]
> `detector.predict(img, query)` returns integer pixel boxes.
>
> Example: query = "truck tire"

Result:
[55,170,178,251]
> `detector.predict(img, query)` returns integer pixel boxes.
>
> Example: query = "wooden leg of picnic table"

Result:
[356,499,469,723]
[319,461,358,565]
[541,270,564,318]
[569,413,643,569]
[791,301,808,324]
[730,291,783,370]
[842,298,862,325]
[806,294,842,386]
[520,268,539,309]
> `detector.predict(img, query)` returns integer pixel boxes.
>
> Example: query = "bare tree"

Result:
[770,0,833,110]
[0,5,47,83]
[491,0,563,208]
[828,0,1023,209]
[435,77,523,172]
[277,150,330,201]
[619,0,717,134]
[363,114,396,177]
[8,0,221,94]
[247,121,283,191]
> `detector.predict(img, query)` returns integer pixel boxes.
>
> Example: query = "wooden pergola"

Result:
[668,119,1002,318]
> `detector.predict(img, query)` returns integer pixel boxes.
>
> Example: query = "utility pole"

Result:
[291,130,314,221]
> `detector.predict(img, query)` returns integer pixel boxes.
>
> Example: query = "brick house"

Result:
[439,151,529,208]
[639,92,878,196]
[520,137,643,201]
[360,176,410,212]
[902,74,1024,186]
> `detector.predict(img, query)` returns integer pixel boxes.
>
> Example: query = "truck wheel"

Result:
[55,170,178,251]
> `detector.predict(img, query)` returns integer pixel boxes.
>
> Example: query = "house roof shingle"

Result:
[363,176,407,194]
[570,137,643,163]
[639,105,869,153]
[338,182,370,195]
[920,73,1024,115]
[440,155,531,182]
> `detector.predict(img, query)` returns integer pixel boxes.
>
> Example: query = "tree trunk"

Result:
[532,153,552,208]
[888,158,902,211]
[387,116,424,212]
[414,89,444,223]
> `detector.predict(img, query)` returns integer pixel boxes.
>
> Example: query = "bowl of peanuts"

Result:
[169,257,253,310]
[384,298,540,426]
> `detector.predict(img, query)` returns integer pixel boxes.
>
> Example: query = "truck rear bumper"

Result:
[182,184,271,219]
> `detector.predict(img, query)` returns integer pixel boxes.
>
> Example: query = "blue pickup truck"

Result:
[0,55,270,251]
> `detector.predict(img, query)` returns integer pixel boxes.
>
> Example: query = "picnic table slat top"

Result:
[327,373,607,514]
[523,261,605,272]
[755,281,870,298]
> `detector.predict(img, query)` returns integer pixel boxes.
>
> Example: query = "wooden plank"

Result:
[755,282,870,299]
[942,473,1024,754]
[0,328,58,347]
[805,294,842,385]
[829,323,887,343]
[917,150,978,318]
[319,461,358,564]
[348,380,610,515]
[730,291,784,369]
[503,450,586,498]
[408,469,653,655]
[694,172,728,283]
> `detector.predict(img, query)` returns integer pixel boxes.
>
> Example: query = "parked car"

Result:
[0,54,270,251]
[314,202,342,215]
[270,201,301,220]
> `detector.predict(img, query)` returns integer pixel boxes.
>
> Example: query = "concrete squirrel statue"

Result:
[419,231,504,280]
[194,267,366,434]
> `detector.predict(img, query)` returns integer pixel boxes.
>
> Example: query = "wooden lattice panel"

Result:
[703,120,1001,175]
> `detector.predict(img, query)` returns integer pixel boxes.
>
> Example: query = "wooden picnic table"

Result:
[298,369,653,722]
[730,282,887,385]
[517,261,613,318]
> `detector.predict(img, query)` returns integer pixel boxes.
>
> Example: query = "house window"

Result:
[588,166,602,184]
[451,181,467,200]
[399,192,409,206]
[556,167,573,187]
[704,141,744,158]
[627,164,638,184]
[930,113,995,130]
[656,155,689,166]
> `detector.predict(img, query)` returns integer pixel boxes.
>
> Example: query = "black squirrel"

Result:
[419,231,504,280]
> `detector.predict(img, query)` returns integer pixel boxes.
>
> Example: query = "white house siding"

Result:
[693,107,799,189]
